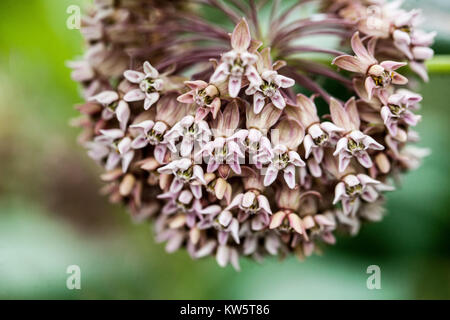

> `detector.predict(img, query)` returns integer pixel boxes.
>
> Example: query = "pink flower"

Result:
[130,120,169,164]
[333,174,393,216]
[330,98,384,172]
[210,18,262,98]
[163,115,211,158]
[123,61,164,110]
[90,129,134,172]
[269,211,305,236]
[197,101,245,175]
[237,103,282,168]
[262,119,306,188]
[245,48,294,112]
[289,94,344,165]
[216,245,240,271]
[177,81,221,121]
[332,32,408,100]
[158,158,206,199]
[225,190,272,231]
[89,90,130,131]
[381,90,422,136]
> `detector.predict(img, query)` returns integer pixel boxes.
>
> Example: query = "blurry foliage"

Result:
[0,0,448,299]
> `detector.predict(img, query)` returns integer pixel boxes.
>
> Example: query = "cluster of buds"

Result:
[71,0,433,270]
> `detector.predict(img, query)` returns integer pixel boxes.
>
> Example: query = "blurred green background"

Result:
[0,0,449,299]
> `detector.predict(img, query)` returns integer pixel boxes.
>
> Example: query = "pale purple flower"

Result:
[381,90,422,136]
[216,245,240,271]
[157,189,221,218]
[245,48,294,112]
[262,119,306,188]
[177,81,221,121]
[91,129,134,172]
[157,158,206,199]
[269,211,305,236]
[225,190,272,231]
[333,174,393,216]
[330,98,384,172]
[130,120,169,164]
[164,115,211,158]
[392,9,422,59]
[123,61,163,110]
[210,18,262,98]
[332,32,408,100]
[89,90,130,131]
[197,101,245,174]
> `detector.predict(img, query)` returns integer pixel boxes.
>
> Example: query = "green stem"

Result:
[426,55,450,74]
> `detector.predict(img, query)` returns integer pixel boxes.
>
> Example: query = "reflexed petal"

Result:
[288,213,304,235]
[116,101,130,131]
[270,90,286,109]
[333,182,346,204]
[124,89,146,102]
[269,211,286,229]
[131,135,148,149]
[257,195,272,214]
[253,92,266,114]
[143,61,159,78]
[263,165,279,186]
[177,92,195,104]
[124,70,145,84]
[216,245,230,267]
[144,92,160,110]
[283,164,296,189]
[228,76,242,98]
[356,151,373,168]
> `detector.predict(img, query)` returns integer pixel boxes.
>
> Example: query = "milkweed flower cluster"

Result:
[70,0,433,270]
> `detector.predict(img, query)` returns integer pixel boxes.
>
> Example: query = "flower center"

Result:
[273,152,289,170]
[347,139,364,152]
[140,77,157,94]
[176,167,193,182]
[371,71,393,87]
[230,61,244,77]
[388,104,404,116]
[260,81,278,98]
[313,133,329,146]
[345,183,363,197]
[146,129,165,145]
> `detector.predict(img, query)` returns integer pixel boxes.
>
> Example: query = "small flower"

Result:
[245,48,294,112]
[330,98,384,171]
[237,103,282,168]
[381,90,422,136]
[157,158,206,199]
[333,174,393,216]
[210,18,262,98]
[289,94,344,164]
[177,81,222,121]
[391,9,422,59]
[263,120,305,188]
[164,115,211,158]
[130,120,169,164]
[216,245,240,271]
[269,210,305,236]
[91,129,134,173]
[89,90,130,130]
[225,190,272,231]
[123,61,164,110]
[332,32,408,100]
[158,189,221,217]
[197,101,245,175]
